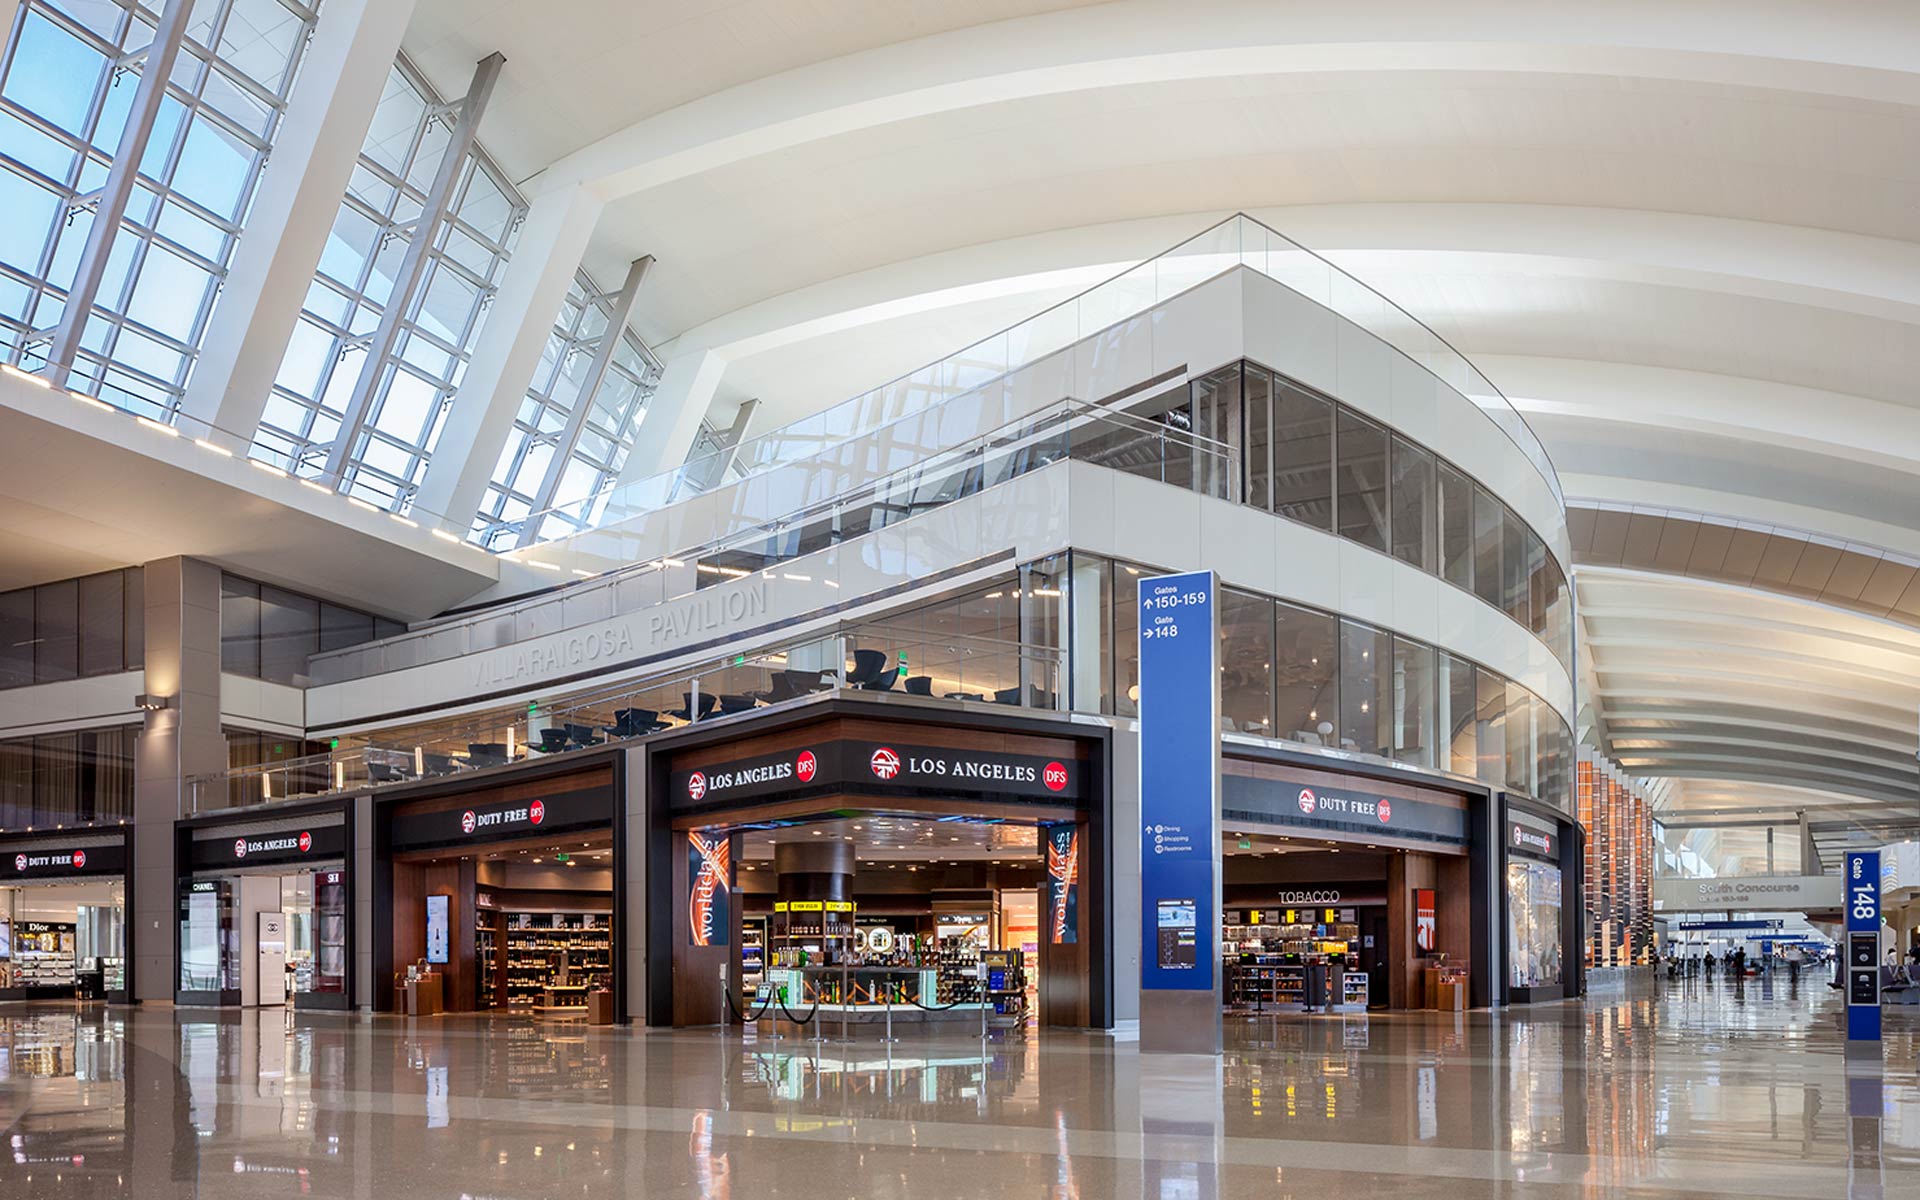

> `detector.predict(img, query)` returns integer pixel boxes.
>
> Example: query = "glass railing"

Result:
[186,626,1065,814]
[511,211,1562,548]
[306,399,1235,683]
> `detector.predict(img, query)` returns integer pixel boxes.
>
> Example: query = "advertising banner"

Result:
[1137,570,1218,992]
[687,831,730,947]
[1046,824,1079,944]
[1844,850,1880,1042]
[1415,888,1437,953]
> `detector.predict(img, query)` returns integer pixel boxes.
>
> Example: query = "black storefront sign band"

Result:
[189,825,347,871]
[1508,820,1557,861]
[6,842,126,880]
[670,740,1082,812]
[1221,771,1469,846]
[388,786,612,852]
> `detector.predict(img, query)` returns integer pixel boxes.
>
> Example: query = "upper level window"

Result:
[1335,410,1389,553]
[0,568,143,689]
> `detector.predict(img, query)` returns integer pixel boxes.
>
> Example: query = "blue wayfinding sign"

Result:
[1844,850,1880,1042]
[1137,570,1218,992]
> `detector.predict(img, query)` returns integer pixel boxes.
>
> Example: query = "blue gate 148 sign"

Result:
[1137,570,1218,991]
[1844,850,1880,1041]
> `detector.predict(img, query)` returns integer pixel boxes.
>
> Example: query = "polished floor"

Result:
[0,974,1915,1198]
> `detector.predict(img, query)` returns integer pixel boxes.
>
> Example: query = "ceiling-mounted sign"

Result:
[389,786,612,852]
[5,841,124,879]
[1651,875,1842,913]
[1223,768,1467,847]
[670,740,1083,812]
[190,826,345,870]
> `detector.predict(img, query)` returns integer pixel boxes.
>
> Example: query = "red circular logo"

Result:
[1297,788,1316,815]
[71,849,84,869]
[1377,799,1393,823]
[796,751,817,782]
[12,854,23,871]
[869,747,901,780]
[687,772,707,801]
[297,831,312,853]
[234,838,248,858]
[529,799,545,825]
[460,810,477,834]
[1043,761,1069,792]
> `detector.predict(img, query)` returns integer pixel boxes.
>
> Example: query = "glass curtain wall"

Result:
[220,572,399,685]
[0,568,143,689]
[254,56,523,510]
[1083,549,1572,811]
[0,0,317,417]
[1214,361,1571,676]
[473,269,663,548]
[0,725,136,826]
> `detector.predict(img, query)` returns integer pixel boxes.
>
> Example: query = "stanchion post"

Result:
[839,959,852,1044]
[979,964,989,1042]
[808,973,830,1045]
[881,974,898,1044]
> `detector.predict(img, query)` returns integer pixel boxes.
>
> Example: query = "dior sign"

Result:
[467,578,768,689]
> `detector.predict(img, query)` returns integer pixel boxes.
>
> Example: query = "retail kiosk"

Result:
[648,699,1112,1032]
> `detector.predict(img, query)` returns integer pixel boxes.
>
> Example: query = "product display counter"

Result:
[1226,958,1367,1012]
[757,965,990,1024]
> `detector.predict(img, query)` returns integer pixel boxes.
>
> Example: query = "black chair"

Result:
[994,686,1024,706]
[763,673,804,703]
[422,752,456,777]
[564,722,602,747]
[467,742,509,768]
[604,708,661,739]
[782,669,829,696]
[847,649,889,688]
[669,692,719,723]
[368,761,409,783]
[904,675,933,696]
[717,693,758,715]
[536,728,571,754]
[861,664,898,693]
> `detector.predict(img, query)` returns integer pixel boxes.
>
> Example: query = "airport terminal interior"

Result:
[0,1,1916,1196]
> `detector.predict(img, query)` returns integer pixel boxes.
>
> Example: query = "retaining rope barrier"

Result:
[723,985,777,1024]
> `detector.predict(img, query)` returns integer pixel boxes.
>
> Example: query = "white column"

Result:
[0,5,25,59]
[613,346,728,491]
[413,184,604,533]
[178,0,416,444]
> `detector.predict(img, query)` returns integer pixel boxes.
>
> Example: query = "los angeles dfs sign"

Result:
[671,741,1079,811]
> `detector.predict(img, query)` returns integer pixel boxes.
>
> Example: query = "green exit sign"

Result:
[555,852,570,863]
[1237,839,1253,851]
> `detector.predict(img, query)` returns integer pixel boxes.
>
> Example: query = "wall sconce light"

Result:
[134,693,172,711]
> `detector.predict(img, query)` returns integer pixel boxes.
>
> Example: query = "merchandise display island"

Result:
[757,965,994,1025]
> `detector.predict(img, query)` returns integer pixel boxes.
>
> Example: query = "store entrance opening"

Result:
[1222,831,1469,1013]
[388,828,615,1017]
[0,881,125,1001]
[741,817,1044,1032]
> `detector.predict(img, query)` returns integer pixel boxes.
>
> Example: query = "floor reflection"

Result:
[0,979,1910,1198]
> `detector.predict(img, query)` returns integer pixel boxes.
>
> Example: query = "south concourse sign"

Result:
[1845,850,1880,1042]
[1137,570,1219,1006]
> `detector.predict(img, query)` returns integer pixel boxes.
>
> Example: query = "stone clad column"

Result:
[132,557,226,1001]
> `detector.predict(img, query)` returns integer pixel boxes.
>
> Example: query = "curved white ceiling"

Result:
[399,0,1920,830]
